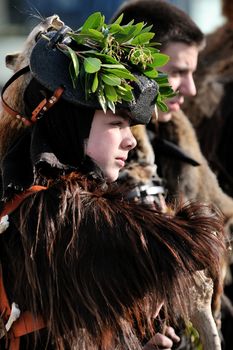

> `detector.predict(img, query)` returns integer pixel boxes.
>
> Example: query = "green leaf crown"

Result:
[56,12,175,113]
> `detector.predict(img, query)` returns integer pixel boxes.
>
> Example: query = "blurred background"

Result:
[0,0,225,87]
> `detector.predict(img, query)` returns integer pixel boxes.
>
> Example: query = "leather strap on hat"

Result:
[1,66,64,126]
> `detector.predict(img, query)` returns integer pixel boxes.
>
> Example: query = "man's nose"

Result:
[180,75,197,97]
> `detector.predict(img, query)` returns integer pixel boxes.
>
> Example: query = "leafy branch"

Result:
[56,12,175,113]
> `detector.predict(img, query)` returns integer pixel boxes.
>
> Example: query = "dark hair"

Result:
[23,78,95,170]
[111,0,204,49]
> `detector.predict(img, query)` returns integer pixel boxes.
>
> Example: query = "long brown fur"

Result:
[0,172,225,349]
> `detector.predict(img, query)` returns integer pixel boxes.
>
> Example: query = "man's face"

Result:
[158,42,199,122]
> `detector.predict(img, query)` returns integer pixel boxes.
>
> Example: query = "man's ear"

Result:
[5,53,20,70]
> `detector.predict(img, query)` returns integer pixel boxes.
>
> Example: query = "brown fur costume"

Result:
[151,110,233,285]
[156,110,233,220]
[183,0,233,198]
[0,171,225,349]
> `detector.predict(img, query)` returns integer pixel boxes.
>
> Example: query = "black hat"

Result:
[27,8,172,126]
[29,29,158,125]
[2,13,173,128]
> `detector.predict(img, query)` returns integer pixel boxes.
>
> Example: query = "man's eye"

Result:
[171,70,180,76]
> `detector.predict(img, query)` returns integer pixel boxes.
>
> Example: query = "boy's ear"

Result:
[5,53,20,70]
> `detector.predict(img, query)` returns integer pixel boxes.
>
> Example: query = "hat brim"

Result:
[30,33,158,125]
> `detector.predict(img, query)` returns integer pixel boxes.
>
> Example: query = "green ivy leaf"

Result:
[81,12,103,31]
[104,84,118,102]
[131,32,155,45]
[151,53,170,67]
[117,85,128,92]
[156,98,168,112]
[85,53,117,67]
[89,52,119,64]
[143,68,158,78]
[101,74,121,86]
[101,63,126,69]
[155,73,170,84]
[87,28,105,41]
[147,46,160,54]
[107,100,116,114]
[98,88,107,113]
[117,86,134,102]
[139,24,153,35]
[66,46,79,79]
[84,72,92,99]
[84,57,101,73]
[67,33,86,45]
[108,23,124,34]
[159,85,176,97]
[114,24,140,43]
[111,13,124,25]
[128,22,145,39]
[92,73,99,92]
[102,68,137,80]
[69,63,77,88]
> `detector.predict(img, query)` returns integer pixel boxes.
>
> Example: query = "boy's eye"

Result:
[108,115,130,127]
[111,121,123,126]
[109,118,127,127]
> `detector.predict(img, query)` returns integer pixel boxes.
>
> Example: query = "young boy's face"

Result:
[158,42,199,122]
[85,110,137,182]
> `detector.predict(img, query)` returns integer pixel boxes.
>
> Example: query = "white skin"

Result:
[86,109,137,182]
[158,42,199,122]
